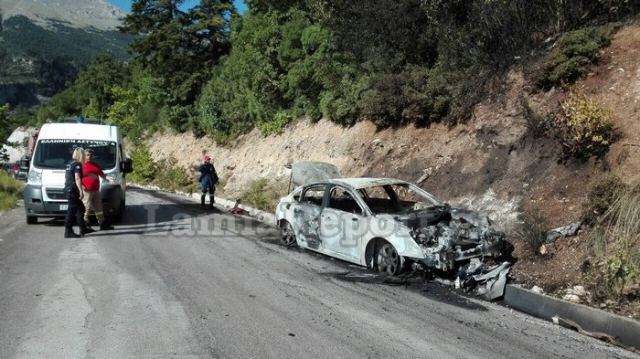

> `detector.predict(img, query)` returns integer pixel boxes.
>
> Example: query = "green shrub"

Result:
[0,171,24,212]
[319,73,366,126]
[128,144,157,184]
[515,210,549,255]
[153,157,195,193]
[536,27,611,89]
[583,175,627,224]
[257,111,293,136]
[240,178,287,212]
[241,179,272,211]
[553,90,616,160]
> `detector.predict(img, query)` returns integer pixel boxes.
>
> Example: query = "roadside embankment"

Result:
[0,171,23,214]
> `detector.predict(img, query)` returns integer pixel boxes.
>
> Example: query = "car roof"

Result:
[309,177,409,190]
[38,123,120,142]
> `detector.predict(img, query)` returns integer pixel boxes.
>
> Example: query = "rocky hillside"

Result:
[0,0,131,106]
[0,0,124,31]
[148,24,640,220]
[145,24,640,317]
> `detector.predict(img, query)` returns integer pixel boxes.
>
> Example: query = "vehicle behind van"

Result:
[17,155,30,181]
[24,123,133,224]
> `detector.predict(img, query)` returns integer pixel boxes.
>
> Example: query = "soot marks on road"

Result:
[121,203,213,227]
[328,270,488,312]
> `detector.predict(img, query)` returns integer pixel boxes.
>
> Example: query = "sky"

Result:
[106,0,247,14]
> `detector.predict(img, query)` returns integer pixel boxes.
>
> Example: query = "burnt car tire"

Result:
[280,220,297,247]
[376,242,402,276]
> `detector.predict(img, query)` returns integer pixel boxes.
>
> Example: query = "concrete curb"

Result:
[504,284,640,351]
[127,183,277,227]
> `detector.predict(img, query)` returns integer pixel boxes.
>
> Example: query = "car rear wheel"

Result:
[376,242,402,276]
[280,221,296,247]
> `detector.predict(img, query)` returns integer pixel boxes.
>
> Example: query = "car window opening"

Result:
[301,185,325,206]
[360,184,441,215]
[329,186,363,215]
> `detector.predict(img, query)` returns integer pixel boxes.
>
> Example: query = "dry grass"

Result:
[240,178,288,212]
[515,210,549,255]
[588,184,640,302]
[0,171,24,212]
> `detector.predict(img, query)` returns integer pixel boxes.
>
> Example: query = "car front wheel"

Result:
[280,220,297,247]
[376,242,402,276]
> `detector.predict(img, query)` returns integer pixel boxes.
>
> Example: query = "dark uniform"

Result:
[198,162,218,207]
[64,159,86,237]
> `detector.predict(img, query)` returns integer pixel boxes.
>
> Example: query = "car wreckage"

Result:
[275,162,514,299]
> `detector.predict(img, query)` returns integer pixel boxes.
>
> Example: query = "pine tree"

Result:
[120,0,235,104]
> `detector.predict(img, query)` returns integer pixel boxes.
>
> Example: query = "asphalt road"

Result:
[0,188,637,359]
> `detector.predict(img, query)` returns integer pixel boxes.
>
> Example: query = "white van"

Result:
[24,122,133,224]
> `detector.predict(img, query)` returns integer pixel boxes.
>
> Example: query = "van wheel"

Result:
[26,216,37,225]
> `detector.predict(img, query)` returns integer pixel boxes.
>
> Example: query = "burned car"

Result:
[276,164,512,286]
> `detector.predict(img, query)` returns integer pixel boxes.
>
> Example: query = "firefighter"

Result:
[198,156,218,208]
[82,148,114,231]
[64,147,93,238]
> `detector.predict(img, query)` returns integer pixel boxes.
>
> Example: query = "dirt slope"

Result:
[146,24,640,317]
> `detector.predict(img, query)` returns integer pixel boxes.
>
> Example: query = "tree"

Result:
[74,54,129,118]
[35,54,128,122]
[120,0,235,104]
[0,104,11,143]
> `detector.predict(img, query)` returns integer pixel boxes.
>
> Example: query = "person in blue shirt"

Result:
[198,156,218,208]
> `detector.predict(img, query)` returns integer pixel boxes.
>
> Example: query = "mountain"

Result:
[0,0,132,106]
[0,0,125,31]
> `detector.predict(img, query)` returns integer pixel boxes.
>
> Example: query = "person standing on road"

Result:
[64,147,93,238]
[198,156,218,208]
[82,148,114,231]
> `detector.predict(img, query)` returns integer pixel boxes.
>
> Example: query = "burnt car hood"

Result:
[396,205,492,233]
[395,205,509,270]
[291,161,341,186]
[393,205,513,300]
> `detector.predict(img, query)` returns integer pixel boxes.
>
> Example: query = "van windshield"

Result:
[33,139,117,170]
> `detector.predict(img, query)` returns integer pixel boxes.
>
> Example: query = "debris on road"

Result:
[563,285,589,303]
[439,259,512,300]
[531,285,545,295]
[229,199,249,215]
[552,316,619,346]
[546,221,582,243]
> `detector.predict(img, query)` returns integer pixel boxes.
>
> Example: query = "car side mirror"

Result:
[121,158,133,174]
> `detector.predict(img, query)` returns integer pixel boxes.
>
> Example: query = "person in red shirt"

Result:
[82,149,114,231]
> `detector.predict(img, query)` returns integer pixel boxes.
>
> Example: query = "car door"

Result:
[320,185,366,261]
[293,184,328,250]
